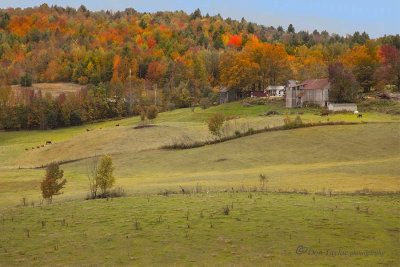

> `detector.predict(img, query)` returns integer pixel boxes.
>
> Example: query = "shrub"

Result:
[283,112,303,129]
[223,206,230,215]
[96,155,115,195]
[168,102,175,111]
[108,187,126,198]
[40,162,67,203]
[146,105,159,121]
[208,113,225,139]
[199,98,211,109]
[294,116,303,126]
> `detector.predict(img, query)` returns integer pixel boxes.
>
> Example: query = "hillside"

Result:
[0,5,399,90]
[0,102,399,207]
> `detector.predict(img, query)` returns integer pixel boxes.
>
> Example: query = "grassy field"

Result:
[0,101,399,207]
[0,99,399,265]
[0,192,398,266]
[11,83,84,97]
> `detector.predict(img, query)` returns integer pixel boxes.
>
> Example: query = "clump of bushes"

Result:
[208,113,225,139]
[283,113,303,129]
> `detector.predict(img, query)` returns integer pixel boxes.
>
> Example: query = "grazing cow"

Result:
[25,148,29,151]
[358,114,362,118]
[116,124,120,127]
[32,147,35,150]
[36,146,40,149]
[86,129,90,132]
[46,141,52,145]
[99,128,102,130]
[321,111,329,116]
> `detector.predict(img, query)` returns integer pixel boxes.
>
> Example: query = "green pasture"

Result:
[0,193,398,266]
[0,100,398,207]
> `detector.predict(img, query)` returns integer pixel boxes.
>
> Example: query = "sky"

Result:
[1,0,399,38]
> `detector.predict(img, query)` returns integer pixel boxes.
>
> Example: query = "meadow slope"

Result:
[0,102,399,207]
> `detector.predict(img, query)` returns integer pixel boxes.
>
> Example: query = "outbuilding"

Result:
[328,103,358,112]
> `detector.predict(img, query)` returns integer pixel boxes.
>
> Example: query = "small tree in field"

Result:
[96,155,115,196]
[41,162,67,203]
[146,105,159,122]
[86,154,99,199]
[208,113,225,140]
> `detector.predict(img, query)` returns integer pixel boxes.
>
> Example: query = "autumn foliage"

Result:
[40,162,67,203]
[0,5,399,130]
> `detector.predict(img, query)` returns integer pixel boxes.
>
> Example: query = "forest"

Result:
[0,4,399,130]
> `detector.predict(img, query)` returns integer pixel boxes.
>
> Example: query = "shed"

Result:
[328,103,358,112]
[219,87,237,104]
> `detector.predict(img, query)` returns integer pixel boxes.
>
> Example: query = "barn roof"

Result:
[266,85,285,90]
[219,86,228,93]
[301,79,330,90]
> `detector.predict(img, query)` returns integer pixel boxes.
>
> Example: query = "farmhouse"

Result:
[265,85,285,97]
[286,79,331,108]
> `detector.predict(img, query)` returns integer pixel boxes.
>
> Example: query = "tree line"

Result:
[0,5,399,129]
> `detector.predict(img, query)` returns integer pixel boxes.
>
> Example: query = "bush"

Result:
[223,206,230,215]
[208,113,225,139]
[146,105,159,121]
[199,98,211,109]
[168,102,175,111]
[283,112,303,129]
[294,116,303,126]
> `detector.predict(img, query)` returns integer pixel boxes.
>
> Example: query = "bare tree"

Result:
[87,153,100,199]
